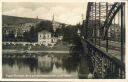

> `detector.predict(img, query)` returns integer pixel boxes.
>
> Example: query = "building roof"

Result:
[38,30,51,34]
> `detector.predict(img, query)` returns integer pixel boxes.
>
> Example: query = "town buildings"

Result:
[2,23,35,41]
[2,15,63,47]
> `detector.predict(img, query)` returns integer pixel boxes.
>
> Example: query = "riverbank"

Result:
[2,50,70,54]
[2,41,73,51]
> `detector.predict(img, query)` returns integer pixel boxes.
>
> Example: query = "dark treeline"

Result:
[54,24,81,43]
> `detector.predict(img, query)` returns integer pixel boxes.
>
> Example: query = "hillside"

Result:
[2,15,68,26]
[2,15,46,25]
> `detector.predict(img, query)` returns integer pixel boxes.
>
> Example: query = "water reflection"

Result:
[2,40,90,79]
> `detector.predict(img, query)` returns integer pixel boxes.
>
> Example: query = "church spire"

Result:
[36,16,38,20]
[52,14,55,23]
[52,14,56,32]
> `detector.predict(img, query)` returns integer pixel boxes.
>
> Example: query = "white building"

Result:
[38,30,59,47]
[38,30,52,46]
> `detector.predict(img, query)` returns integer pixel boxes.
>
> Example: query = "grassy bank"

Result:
[2,41,71,51]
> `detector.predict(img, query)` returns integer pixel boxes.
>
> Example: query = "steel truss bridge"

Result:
[80,2,125,79]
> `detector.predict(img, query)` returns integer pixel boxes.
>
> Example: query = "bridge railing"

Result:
[81,2,125,79]
[86,39,125,78]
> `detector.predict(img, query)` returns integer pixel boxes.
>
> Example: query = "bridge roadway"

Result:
[81,39,121,60]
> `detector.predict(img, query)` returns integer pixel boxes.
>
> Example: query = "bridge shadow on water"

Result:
[69,36,91,79]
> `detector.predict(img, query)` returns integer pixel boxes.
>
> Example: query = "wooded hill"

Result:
[2,15,48,25]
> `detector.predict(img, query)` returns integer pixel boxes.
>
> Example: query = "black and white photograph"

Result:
[1,0,126,79]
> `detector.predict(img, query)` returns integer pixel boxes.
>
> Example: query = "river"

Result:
[2,51,90,79]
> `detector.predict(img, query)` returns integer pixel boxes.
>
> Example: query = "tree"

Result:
[8,31,15,41]
[35,20,54,33]
[23,31,29,42]
[54,24,78,43]
[29,26,37,42]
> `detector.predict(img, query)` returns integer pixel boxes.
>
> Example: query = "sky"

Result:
[2,2,87,25]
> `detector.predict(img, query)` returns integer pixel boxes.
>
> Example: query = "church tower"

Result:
[52,14,56,32]
[52,14,60,33]
[37,16,38,19]
[52,14,54,23]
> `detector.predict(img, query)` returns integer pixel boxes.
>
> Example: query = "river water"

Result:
[2,51,90,79]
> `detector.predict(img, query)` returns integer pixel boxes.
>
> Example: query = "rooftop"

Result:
[38,30,51,34]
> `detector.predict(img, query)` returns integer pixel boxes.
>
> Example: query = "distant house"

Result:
[38,30,60,47]
[38,30,52,46]
[58,36,63,40]
[108,24,121,41]
[51,37,57,43]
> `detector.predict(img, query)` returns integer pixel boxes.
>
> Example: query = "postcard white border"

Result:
[0,0,127,81]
